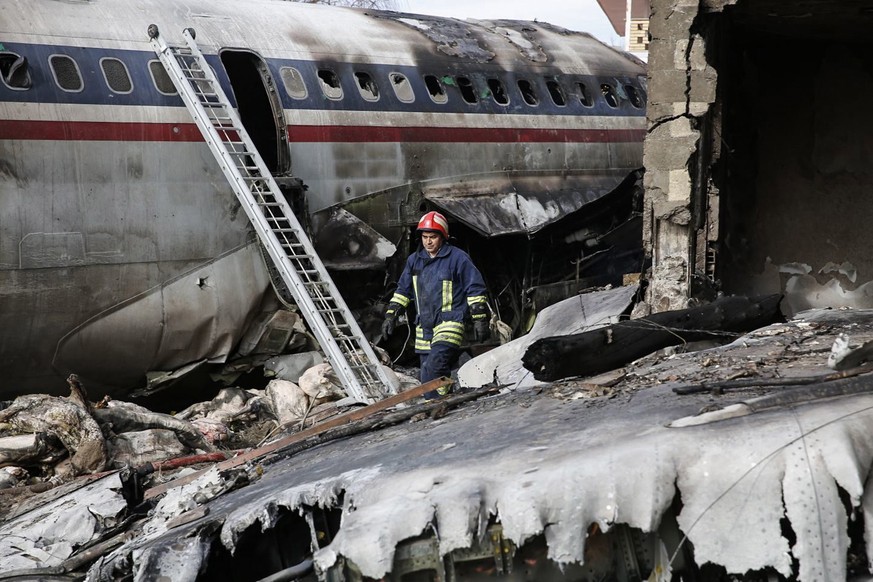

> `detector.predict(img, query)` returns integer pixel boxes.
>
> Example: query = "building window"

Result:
[546,78,566,106]
[100,58,132,94]
[487,78,509,105]
[317,69,343,100]
[0,52,31,90]
[50,55,83,92]
[354,71,379,102]
[601,83,619,108]
[390,72,414,103]
[518,79,538,106]
[280,67,307,100]
[149,60,177,95]
[456,76,477,104]
[424,74,448,104]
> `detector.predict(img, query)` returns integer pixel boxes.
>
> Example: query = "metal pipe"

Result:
[255,559,314,582]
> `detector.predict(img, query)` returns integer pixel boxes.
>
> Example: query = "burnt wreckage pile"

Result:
[7,287,873,581]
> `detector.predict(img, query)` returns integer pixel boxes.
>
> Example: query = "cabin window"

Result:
[546,78,566,107]
[148,60,177,95]
[317,69,343,100]
[0,53,32,90]
[390,73,414,103]
[517,79,538,106]
[456,76,477,104]
[49,55,83,92]
[354,71,379,102]
[625,84,644,108]
[487,78,508,105]
[576,82,593,107]
[280,67,307,100]
[424,74,447,104]
[100,58,132,94]
[601,83,619,108]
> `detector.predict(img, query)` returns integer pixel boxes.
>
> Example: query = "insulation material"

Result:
[266,379,310,425]
[298,363,346,400]
[107,429,188,468]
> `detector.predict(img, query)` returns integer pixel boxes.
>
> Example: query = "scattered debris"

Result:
[10,300,873,582]
[458,285,639,389]
[522,294,784,382]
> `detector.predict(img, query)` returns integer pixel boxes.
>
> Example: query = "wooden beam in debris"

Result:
[522,294,783,382]
[144,377,454,499]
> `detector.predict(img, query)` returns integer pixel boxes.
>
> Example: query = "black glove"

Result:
[473,319,490,342]
[381,302,402,338]
[470,302,490,342]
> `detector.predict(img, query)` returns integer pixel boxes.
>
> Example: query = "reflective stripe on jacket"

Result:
[390,243,486,353]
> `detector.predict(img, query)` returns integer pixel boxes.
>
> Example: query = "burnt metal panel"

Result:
[422,172,633,237]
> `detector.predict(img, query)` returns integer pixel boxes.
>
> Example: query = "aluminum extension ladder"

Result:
[148,25,392,403]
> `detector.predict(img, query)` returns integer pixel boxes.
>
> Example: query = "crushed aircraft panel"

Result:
[82,307,873,581]
[0,474,127,573]
[423,173,633,237]
[311,207,397,270]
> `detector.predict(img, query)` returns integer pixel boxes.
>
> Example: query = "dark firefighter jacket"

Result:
[390,243,487,353]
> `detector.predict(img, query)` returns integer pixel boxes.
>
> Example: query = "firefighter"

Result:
[381,211,490,399]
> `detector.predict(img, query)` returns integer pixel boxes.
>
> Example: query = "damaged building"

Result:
[642,0,873,316]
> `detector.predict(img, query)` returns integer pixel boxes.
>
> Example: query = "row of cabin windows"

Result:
[0,51,179,95]
[283,66,646,110]
[0,51,646,111]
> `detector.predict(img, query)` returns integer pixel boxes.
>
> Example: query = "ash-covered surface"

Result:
[82,307,873,581]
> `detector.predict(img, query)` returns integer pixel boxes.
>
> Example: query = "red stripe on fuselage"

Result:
[0,120,644,143]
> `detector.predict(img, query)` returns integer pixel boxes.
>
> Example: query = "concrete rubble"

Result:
[4,290,873,581]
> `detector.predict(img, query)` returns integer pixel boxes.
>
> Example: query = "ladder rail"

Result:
[149,26,393,403]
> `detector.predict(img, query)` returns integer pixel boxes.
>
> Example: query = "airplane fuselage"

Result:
[0,0,646,395]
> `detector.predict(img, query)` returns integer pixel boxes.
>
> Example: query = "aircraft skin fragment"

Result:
[85,307,873,581]
[0,474,127,573]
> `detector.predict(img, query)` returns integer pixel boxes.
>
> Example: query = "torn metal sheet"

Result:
[95,384,873,581]
[81,308,873,581]
[311,207,397,270]
[424,173,633,237]
[0,474,127,572]
[51,243,272,396]
[458,285,638,389]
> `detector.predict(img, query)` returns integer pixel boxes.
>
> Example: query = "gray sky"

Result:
[399,0,621,47]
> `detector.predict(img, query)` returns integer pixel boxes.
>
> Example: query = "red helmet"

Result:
[416,211,449,238]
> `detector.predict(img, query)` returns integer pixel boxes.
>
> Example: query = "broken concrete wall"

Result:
[645,0,873,315]
[644,0,720,312]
